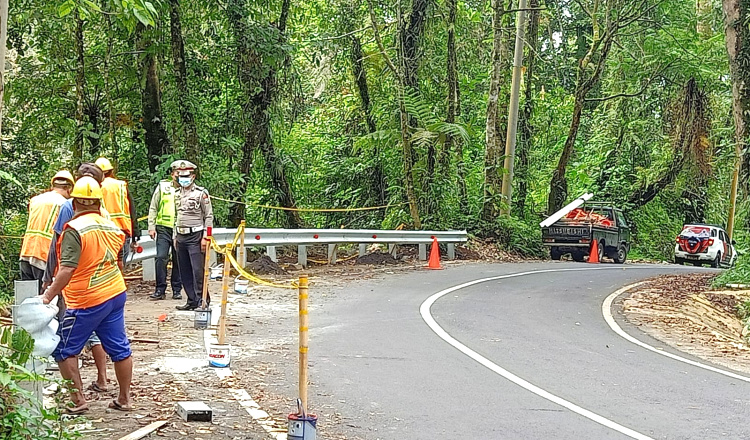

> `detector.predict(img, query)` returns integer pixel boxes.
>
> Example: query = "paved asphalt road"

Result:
[308,262,749,440]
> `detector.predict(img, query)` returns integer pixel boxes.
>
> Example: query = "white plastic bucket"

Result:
[208,343,230,368]
[209,265,223,280]
[234,278,249,294]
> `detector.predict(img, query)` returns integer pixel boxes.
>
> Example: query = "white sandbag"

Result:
[15,297,60,357]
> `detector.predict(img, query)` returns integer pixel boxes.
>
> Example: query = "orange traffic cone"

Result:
[426,238,443,270]
[588,239,600,264]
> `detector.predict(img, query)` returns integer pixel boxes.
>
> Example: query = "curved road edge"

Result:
[602,281,750,384]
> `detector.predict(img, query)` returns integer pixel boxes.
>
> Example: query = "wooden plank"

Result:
[116,420,168,440]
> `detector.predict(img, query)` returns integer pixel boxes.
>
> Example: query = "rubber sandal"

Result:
[63,403,89,415]
[108,399,133,412]
[87,382,108,392]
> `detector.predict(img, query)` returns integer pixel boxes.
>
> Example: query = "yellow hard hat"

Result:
[50,170,74,187]
[70,176,103,200]
[95,157,114,172]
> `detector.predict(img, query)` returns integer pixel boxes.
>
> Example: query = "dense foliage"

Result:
[0,326,77,440]
[0,0,749,300]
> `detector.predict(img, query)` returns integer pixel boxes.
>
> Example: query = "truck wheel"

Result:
[613,245,628,264]
[550,248,562,260]
[572,252,586,262]
[711,252,721,268]
[674,257,684,265]
[598,241,605,262]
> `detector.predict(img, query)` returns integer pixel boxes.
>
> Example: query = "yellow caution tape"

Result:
[206,224,297,289]
[209,194,407,213]
[299,347,308,353]
[225,251,297,289]
[299,327,308,332]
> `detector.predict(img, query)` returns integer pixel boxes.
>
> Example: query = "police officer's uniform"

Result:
[147,174,182,300]
[173,161,213,310]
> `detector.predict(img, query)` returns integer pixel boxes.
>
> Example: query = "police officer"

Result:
[172,161,213,311]
[147,165,182,300]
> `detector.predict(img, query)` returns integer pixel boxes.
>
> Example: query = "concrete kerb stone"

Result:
[201,300,287,440]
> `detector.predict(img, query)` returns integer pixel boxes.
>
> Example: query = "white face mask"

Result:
[178,176,193,187]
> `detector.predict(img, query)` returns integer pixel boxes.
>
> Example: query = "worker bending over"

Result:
[42,177,133,415]
[95,157,140,260]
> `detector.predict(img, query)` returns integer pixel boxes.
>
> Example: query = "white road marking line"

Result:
[602,282,750,383]
[420,266,684,440]
[200,304,288,440]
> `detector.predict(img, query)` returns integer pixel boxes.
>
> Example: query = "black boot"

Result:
[172,292,183,300]
[149,292,166,300]
[176,303,197,311]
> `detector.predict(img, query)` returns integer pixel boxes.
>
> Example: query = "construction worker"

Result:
[19,170,74,292]
[42,163,112,394]
[172,160,213,311]
[41,177,133,415]
[147,164,182,300]
[95,157,140,261]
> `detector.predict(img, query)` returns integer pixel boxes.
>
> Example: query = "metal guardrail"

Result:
[130,228,468,279]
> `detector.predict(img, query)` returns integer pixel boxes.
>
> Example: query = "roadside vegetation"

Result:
[0,3,748,295]
[0,326,76,440]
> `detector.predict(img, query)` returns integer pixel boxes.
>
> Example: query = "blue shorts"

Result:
[53,292,132,363]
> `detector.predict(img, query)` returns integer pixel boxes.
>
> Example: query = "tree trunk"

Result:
[73,16,85,165]
[400,0,430,211]
[170,0,200,164]
[351,33,387,207]
[444,0,466,212]
[138,26,170,173]
[104,14,117,158]
[515,0,540,216]
[0,0,8,153]
[228,0,301,228]
[547,17,615,214]
[482,0,511,221]
[723,0,750,236]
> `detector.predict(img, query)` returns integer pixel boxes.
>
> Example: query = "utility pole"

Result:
[500,0,528,215]
[727,142,742,239]
[0,0,9,153]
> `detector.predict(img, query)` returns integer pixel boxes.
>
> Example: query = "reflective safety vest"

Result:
[20,191,67,262]
[156,181,176,227]
[58,212,126,309]
[101,177,132,236]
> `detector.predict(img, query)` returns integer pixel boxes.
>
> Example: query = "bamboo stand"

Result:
[238,220,246,268]
[200,238,212,309]
[298,275,309,411]
[218,244,233,345]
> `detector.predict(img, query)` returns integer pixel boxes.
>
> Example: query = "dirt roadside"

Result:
[620,272,750,375]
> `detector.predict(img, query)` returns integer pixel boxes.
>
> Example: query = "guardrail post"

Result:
[267,245,277,262]
[447,243,456,260]
[388,244,397,258]
[418,244,427,261]
[298,245,307,268]
[142,258,156,281]
[328,244,337,264]
[359,243,366,257]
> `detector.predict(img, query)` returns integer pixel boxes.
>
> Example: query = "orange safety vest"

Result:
[57,212,126,309]
[20,190,67,262]
[101,177,132,236]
